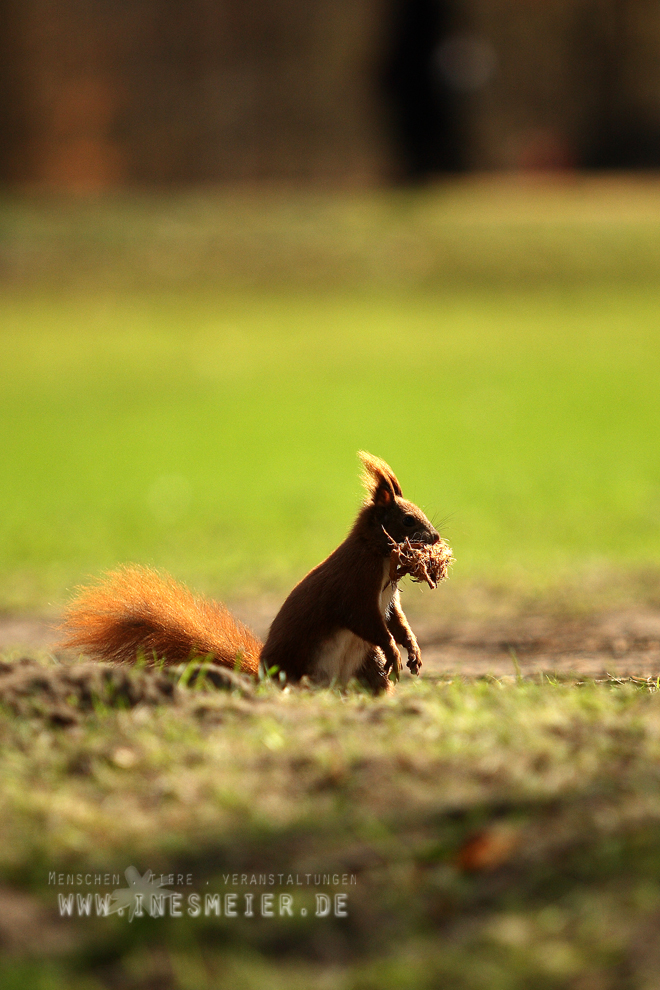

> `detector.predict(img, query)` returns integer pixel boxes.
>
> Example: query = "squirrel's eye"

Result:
[403,514,416,527]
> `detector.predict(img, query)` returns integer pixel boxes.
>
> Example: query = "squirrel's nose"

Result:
[429,532,440,545]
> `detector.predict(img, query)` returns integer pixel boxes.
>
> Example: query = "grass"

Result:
[1,670,660,988]
[1,180,660,610]
[4,176,660,291]
[1,282,660,609]
[2,179,660,610]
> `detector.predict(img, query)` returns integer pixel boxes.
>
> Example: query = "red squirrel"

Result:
[60,452,442,693]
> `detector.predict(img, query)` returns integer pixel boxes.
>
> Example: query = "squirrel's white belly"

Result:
[311,629,371,686]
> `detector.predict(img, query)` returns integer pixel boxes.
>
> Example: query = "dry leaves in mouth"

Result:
[388,537,454,590]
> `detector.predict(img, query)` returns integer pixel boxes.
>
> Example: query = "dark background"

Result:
[1,0,659,190]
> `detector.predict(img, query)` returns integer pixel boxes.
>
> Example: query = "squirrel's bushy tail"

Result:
[59,566,263,675]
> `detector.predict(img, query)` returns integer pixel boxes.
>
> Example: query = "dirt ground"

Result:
[3,601,660,682]
[413,607,660,680]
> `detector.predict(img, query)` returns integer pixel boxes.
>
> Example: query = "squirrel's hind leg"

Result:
[355,648,394,695]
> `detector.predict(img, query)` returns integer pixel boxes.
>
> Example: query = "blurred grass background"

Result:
[1,177,660,611]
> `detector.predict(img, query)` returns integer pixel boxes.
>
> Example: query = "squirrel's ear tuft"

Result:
[358,451,403,505]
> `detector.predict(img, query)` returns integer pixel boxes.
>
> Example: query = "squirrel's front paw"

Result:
[384,644,402,679]
[406,648,422,676]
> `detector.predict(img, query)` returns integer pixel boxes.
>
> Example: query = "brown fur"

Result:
[59,453,447,691]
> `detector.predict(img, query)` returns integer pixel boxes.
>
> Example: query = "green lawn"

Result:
[1,281,660,609]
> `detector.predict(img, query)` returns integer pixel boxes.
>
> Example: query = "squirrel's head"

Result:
[358,451,440,551]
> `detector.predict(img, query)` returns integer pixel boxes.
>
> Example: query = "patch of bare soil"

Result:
[414,608,660,680]
[0,658,251,725]
[0,616,54,652]
[2,603,660,684]
[0,659,178,724]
